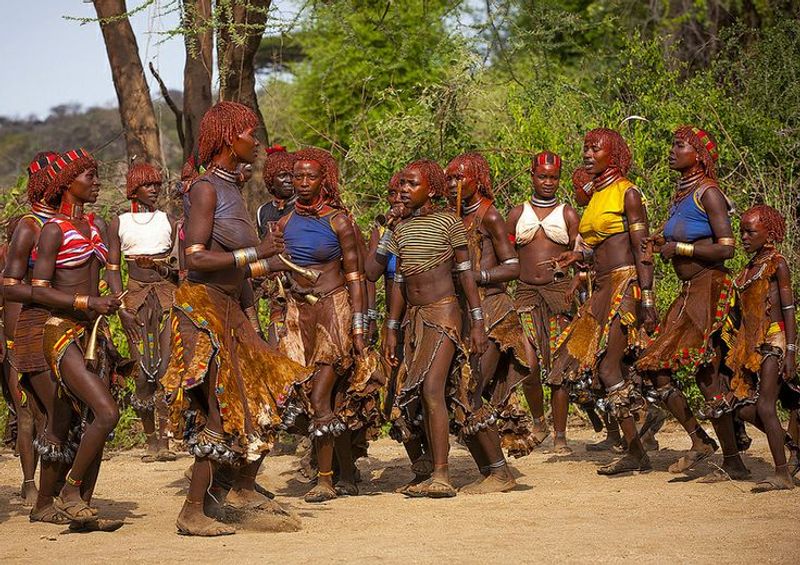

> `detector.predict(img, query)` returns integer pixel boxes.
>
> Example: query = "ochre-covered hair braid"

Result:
[44,149,97,208]
[446,152,494,201]
[26,151,59,204]
[197,101,260,166]
[293,147,343,209]
[743,204,786,244]
[405,159,447,201]
[126,162,163,199]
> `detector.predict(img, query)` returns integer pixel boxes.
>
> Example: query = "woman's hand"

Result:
[119,308,143,344]
[353,334,366,356]
[383,329,398,367]
[565,274,582,304]
[641,305,658,335]
[89,295,122,316]
[554,250,582,270]
[784,351,796,383]
[659,241,678,260]
[470,323,488,356]
[257,227,285,259]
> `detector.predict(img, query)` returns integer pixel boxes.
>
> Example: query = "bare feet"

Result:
[304,482,337,503]
[698,458,751,483]
[176,501,235,536]
[21,480,38,507]
[405,477,457,498]
[395,473,430,494]
[751,473,794,493]
[335,481,358,496]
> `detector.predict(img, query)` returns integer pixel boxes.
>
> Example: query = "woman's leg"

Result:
[155,310,175,456]
[4,361,38,504]
[521,336,549,439]
[420,338,456,487]
[56,345,119,515]
[305,365,339,500]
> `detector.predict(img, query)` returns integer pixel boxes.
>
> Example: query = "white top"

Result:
[515,202,569,246]
[118,210,173,256]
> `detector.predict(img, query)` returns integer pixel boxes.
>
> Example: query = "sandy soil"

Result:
[1,423,798,564]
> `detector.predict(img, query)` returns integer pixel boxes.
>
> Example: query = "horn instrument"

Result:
[278,254,322,284]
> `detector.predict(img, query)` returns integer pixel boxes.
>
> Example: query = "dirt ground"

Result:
[1,423,798,564]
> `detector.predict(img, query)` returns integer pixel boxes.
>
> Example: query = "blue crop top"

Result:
[283,211,342,266]
[663,186,716,243]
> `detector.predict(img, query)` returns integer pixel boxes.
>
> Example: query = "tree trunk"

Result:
[93,0,162,165]
[182,0,214,161]
[217,0,272,145]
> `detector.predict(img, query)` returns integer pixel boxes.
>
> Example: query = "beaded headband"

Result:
[691,128,718,161]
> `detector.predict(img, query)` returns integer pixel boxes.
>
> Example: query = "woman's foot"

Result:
[30,504,71,525]
[597,453,652,475]
[405,477,457,498]
[751,474,794,493]
[225,488,273,510]
[395,473,430,494]
[334,481,358,496]
[530,418,551,447]
[53,495,97,524]
[668,439,718,474]
[176,502,235,536]
[459,473,516,494]
[698,458,751,483]
[21,480,38,507]
[142,433,159,463]
[586,435,625,453]
[304,482,337,503]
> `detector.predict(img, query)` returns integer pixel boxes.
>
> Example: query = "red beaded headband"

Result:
[27,153,58,176]
[691,128,718,161]
[533,151,561,171]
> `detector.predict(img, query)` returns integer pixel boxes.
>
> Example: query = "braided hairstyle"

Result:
[126,162,163,199]
[446,152,494,201]
[43,149,97,208]
[263,144,297,196]
[583,128,632,176]
[674,125,718,181]
[197,101,260,167]
[293,147,343,209]
[404,159,447,202]
[26,151,59,204]
[743,204,786,244]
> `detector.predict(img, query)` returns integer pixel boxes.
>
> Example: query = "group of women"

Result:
[0,100,797,537]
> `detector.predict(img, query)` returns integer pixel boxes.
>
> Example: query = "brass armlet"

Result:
[716,237,735,246]
[675,242,695,257]
[105,263,121,271]
[31,279,51,288]
[73,294,90,311]
[248,259,270,279]
[345,271,364,283]
[185,244,206,256]
[2,277,22,286]
[628,222,647,232]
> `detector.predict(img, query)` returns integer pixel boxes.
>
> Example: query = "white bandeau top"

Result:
[118,210,173,256]
[515,202,569,246]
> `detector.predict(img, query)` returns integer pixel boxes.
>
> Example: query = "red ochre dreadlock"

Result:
[584,128,632,176]
[26,151,59,204]
[197,101,260,167]
[446,152,494,201]
[674,125,718,181]
[743,204,786,244]
[294,147,343,209]
[126,162,163,199]
[405,159,447,201]
[263,145,297,196]
[44,149,97,208]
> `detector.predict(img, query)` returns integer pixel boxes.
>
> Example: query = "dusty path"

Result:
[1,424,798,564]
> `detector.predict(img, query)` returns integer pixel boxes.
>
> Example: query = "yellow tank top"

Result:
[578,178,641,247]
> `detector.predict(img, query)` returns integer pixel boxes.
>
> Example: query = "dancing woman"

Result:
[636,127,738,477]
[275,147,372,502]
[162,101,306,536]
[507,151,580,455]
[381,159,488,498]
[3,152,82,523]
[550,129,656,475]
[106,162,178,463]
[30,149,123,523]
[445,152,528,494]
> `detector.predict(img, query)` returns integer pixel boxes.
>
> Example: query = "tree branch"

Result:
[148,61,185,149]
